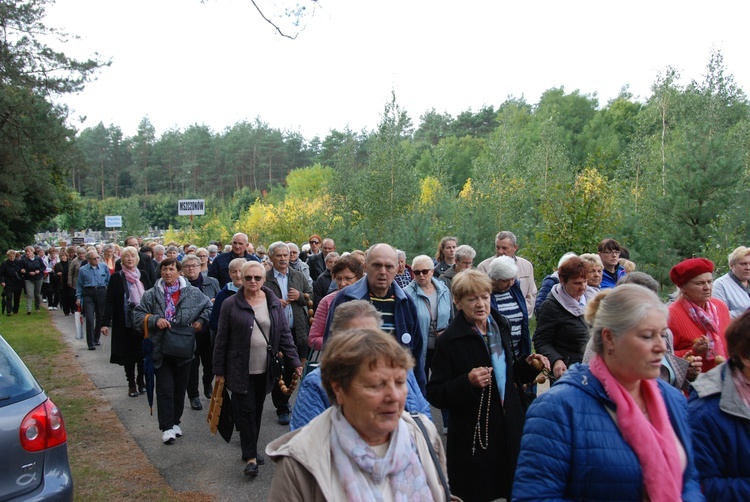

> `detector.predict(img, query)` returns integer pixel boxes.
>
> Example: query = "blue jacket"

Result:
[534,272,559,316]
[689,363,750,501]
[324,277,426,394]
[512,364,703,501]
[403,278,452,363]
[289,367,431,431]
[490,280,531,358]
[600,264,626,289]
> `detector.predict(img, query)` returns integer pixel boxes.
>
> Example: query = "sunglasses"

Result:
[244,275,263,282]
[310,240,320,245]
[413,269,432,276]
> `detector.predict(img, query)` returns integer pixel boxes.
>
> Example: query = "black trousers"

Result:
[188,330,213,399]
[82,287,106,349]
[155,356,191,431]
[232,373,267,460]
[4,287,22,314]
[60,286,76,315]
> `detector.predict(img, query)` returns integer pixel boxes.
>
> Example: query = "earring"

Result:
[607,348,613,356]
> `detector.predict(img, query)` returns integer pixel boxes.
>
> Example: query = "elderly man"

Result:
[265,241,313,425]
[438,244,476,292]
[76,249,110,350]
[287,242,313,289]
[181,255,219,410]
[208,232,260,288]
[324,243,426,394]
[306,238,335,281]
[312,251,340,311]
[477,231,537,313]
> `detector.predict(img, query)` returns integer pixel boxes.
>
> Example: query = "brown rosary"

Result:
[278,372,299,396]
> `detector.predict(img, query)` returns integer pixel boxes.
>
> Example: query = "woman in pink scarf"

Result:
[102,246,153,397]
[513,284,703,501]
[668,258,730,373]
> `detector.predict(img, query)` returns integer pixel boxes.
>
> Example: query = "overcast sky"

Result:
[46,0,749,140]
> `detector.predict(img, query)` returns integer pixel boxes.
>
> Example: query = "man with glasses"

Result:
[597,238,626,289]
[324,243,427,394]
[306,237,335,281]
[76,249,110,350]
[264,242,313,425]
[208,232,260,288]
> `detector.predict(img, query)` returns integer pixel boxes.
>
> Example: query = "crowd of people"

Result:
[2,231,749,500]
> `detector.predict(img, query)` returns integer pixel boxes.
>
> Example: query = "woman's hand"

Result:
[469,366,493,388]
[553,359,567,379]
[156,318,171,330]
[294,366,303,378]
[684,350,703,379]
[215,375,225,384]
[192,321,202,332]
[100,327,109,336]
[526,354,550,372]
[692,335,710,355]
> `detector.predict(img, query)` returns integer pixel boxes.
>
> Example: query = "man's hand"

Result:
[288,288,300,302]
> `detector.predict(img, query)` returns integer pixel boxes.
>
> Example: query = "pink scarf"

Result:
[589,355,682,501]
[680,298,724,361]
[732,366,750,409]
[122,268,144,305]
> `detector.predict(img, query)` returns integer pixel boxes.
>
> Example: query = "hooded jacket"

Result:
[512,364,703,501]
[689,362,750,500]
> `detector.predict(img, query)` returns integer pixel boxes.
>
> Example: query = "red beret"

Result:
[670,258,714,287]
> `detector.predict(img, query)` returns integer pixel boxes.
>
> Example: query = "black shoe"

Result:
[243,461,258,477]
[204,385,212,399]
[277,412,290,425]
[256,454,265,465]
[88,346,96,350]
[95,342,101,346]
[190,396,202,410]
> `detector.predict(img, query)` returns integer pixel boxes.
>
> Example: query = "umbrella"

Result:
[142,314,156,415]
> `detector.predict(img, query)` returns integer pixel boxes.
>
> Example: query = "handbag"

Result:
[161,324,196,359]
[255,322,284,381]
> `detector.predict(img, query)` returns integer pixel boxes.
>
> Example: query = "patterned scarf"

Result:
[471,314,507,402]
[589,355,682,501]
[680,297,722,361]
[163,281,181,322]
[731,365,750,408]
[122,268,144,305]
[329,406,434,502]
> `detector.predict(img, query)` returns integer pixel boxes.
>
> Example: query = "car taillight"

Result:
[20,399,68,452]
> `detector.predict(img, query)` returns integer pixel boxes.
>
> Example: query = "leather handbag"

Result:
[161,324,196,359]
[255,322,284,380]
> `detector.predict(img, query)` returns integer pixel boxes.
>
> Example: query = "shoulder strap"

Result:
[410,412,451,501]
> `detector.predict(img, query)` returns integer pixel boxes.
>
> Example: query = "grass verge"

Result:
[0,308,213,501]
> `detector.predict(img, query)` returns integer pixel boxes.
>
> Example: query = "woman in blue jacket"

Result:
[689,310,750,501]
[513,284,703,502]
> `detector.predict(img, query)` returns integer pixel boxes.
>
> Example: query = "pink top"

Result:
[308,292,336,351]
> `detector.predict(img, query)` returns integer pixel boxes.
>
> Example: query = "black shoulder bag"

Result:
[255,322,284,381]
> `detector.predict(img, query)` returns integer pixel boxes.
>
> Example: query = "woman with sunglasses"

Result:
[213,261,302,477]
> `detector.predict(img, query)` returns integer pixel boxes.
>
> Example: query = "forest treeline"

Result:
[59,50,750,285]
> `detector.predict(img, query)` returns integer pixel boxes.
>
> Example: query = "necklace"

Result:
[472,377,491,456]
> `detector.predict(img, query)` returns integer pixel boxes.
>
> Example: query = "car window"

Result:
[0,339,42,407]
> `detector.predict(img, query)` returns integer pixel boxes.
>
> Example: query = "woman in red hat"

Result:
[668,257,730,373]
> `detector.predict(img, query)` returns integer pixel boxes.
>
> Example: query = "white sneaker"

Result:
[172,424,183,437]
[48,307,54,311]
[162,429,176,444]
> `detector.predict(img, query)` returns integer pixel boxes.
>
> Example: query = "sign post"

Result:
[105,215,123,243]
[178,199,205,232]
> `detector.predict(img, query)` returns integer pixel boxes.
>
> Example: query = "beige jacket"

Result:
[266,408,452,501]
[478,254,537,313]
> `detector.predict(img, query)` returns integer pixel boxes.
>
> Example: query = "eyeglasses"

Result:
[413,269,432,276]
[244,275,263,282]
[309,240,320,245]
[600,250,620,256]
[196,254,207,258]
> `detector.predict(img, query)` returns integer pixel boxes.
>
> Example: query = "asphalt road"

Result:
[54,310,452,500]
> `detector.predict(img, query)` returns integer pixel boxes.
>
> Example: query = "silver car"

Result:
[0,335,73,500]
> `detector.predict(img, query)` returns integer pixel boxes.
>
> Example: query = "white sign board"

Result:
[178,199,206,216]
[105,215,123,228]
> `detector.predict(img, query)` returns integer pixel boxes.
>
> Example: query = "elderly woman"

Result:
[1,249,23,315]
[102,243,116,275]
[102,246,154,397]
[268,327,448,500]
[213,261,302,477]
[712,246,750,318]
[195,247,210,275]
[513,285,703,500]
[689,310,750,500]
[20,245,45,314]
[133,258,212,445]
[208,257,246,343]
[427,269,547,501]
[668,258,730,373]
[308,256,364,351]
[404,254,452,372]
[393,249,414,289]
[488,256,530,359]
[293,300,431,431]
[165,245,179,261]
[533,256,590,379]
[579,252,603,294]
[533,252,577,316]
